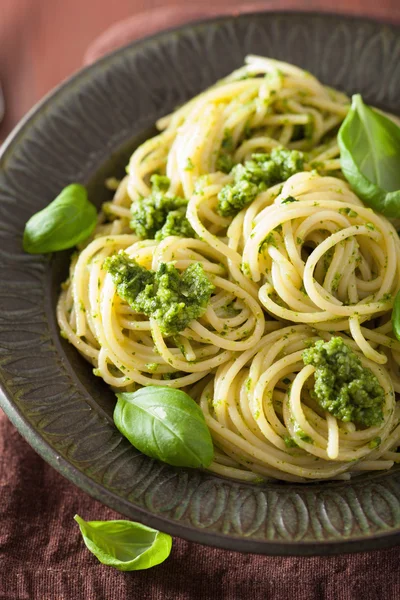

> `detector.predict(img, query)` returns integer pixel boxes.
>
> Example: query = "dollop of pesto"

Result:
[104,252,214,335]
[217,148,304,217]
[302,337,385,427]
[217,179,259,218]
[130,175,195,240]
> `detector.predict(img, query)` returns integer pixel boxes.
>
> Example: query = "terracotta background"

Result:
[1,0,400,141]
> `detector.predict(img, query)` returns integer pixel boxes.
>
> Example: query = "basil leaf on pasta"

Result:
[74,515,172,571]
[338,94,400,217]
[23,184,97,253]
[114,387,214,468]
[392,290,400,342]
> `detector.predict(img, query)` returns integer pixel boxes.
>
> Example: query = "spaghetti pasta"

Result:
[57,56,400,482]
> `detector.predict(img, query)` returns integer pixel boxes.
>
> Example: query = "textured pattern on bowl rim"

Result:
[1,12,400,556]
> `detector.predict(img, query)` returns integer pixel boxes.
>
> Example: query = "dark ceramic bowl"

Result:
[1,12,400,556]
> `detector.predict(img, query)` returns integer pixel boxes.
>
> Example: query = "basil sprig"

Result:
[114,386,214,468]
[23,184,97,253]
[74,515,172,571]
[338,94,400,218]
[392,290,400,341]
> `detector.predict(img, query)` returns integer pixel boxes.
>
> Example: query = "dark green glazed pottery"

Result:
[1,12,400,556]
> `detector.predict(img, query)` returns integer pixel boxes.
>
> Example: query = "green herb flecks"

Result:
[368,437,381,450]
[338,207,358,218]
[185,158,194,171]
[281,195,298,204]
[293,423,314,444]
[283,435,298,448]
[216,130,235,174]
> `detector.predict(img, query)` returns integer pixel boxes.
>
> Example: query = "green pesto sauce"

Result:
[217,148,304,217]
[162,371,187,380]
[293,423,314,444]
[259,229,280,253]
[283,435,298,448]
[331,272,342,292]
[104,252,214,335]
[130,174,195,240]
[185,157,194,171]
[368,436,381,449]
[339,207,358,218]
[216,153,235,174]
[322,247,334,276]
[281,195,298,204]
[216,130,235,174]
[145,362,159,372]
[302,337,385,427]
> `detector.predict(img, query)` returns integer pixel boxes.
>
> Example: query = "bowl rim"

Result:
[1,8,399,152]
[1,10,400,556]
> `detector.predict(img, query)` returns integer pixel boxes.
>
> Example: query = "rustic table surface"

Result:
[1,0,400,140]
[1,2,400,599]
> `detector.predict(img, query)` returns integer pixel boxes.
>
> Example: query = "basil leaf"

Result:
[114,386,214,468]
[338,95,400,218]
[392,290,400,341]
[23,184,97,253]
[74,515,172,571]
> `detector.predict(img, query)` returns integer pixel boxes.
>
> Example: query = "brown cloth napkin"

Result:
[1,411,400,599]
[2,5,400,599]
